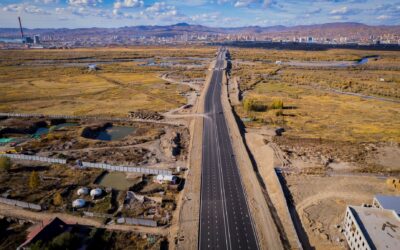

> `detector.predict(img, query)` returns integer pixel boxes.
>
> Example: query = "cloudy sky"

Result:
[0,0,399,28]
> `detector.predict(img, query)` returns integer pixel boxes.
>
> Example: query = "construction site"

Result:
[0,44,217,248]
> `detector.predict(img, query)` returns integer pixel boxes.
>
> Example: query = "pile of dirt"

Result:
[160,128,189,161]
[274,136,400,174]
[81,122,111,139]
[0,118,47,135]
[274,136,369,166]
[128,111,164,120]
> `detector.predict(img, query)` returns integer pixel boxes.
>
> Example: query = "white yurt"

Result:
[77,187,89,196]
[90,188,103,198]
[72,199,86,208]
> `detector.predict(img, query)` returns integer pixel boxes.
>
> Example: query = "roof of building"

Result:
[349,206,400,250]
[374,195,400,215]
[18,217,68,249]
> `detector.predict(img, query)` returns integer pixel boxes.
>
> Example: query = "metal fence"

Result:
[0,112,181,125]
[83,211,113,219]
[1,154,66,164]
[116,217,157,227]
[0,197,42,211]
[81,162,172,175]
[1,154,171,175]
[0,112,126,122]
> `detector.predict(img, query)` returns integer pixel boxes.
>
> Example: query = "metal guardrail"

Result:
[0,197,42,211]
[1,154,66,164]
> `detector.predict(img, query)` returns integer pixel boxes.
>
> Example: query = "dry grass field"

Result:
[232,48,400,143]
[237,82,400,143]
[0,47,214,116]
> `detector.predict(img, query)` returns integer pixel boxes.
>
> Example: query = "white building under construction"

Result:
[343,195,400,250]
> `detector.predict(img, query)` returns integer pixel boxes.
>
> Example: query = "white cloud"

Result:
[2,4,23,12]
[330,6,349,15]
[377,15,390,20]
[234,0,255,8]
[262,0,271,8]
[67,0,102,6]
[35,0,58,4]
[113,0,143,9]
[145,2,177,17]
[2,4,50,15]
[330,15,344,20]
[191,12,219,22]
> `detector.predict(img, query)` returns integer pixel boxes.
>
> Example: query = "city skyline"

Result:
[0,0,399,29]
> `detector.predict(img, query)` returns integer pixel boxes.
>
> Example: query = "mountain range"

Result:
[0,22,399,39]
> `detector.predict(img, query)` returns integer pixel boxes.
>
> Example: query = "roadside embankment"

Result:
[220,71,284,250]
[176,60,215,250]
[245,130,302,249]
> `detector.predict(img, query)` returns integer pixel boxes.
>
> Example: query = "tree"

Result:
[29,171,40,190]
[0,157,11,172]
[53,192,63,206]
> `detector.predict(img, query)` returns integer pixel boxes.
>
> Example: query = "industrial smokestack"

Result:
[18,16,24,39]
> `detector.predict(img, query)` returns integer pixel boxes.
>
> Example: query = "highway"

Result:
[199,49,259,250]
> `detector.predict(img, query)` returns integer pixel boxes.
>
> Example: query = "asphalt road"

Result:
[199,49,259,250]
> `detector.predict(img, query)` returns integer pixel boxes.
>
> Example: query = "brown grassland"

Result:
[0,46,215,116]
[231,48,400,143]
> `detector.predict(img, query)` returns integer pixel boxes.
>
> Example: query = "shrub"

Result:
[0,157,11,172]
[270,99,284,109]
[29,171,40,190]
[275,110,284,117]
[53,192,63,206]
[243,98,267,112]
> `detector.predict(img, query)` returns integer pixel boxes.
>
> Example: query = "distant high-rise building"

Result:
[307,36,313,43]
[34,35,40,44]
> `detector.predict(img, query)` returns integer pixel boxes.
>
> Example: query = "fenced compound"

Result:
[81,162,172,175]
[116,217,157,227]
[1,153,171,175]
[0,197,42,211]
[1,154,66,164]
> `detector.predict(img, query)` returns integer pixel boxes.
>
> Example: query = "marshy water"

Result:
[96,126,135,141]
[32,123,78,138]
[96,172,138,190]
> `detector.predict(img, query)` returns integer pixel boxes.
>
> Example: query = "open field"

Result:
[230,47,400,249]
[237,82,400,143]
[0,47,214,116]
[283,174,398,250]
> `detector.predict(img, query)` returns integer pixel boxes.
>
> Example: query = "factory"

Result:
[18,17,42,48]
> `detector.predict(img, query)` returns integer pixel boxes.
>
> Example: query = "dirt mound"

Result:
[160,127,189,161]
[274,136,400,174]
[128,110,164,120]
[81,122,111,139]
[0,118,47,135]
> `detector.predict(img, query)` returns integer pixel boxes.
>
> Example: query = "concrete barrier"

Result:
[1,154,66,164]
[0,197,42,211]
[81,161,172,175]
[116,217,157,227]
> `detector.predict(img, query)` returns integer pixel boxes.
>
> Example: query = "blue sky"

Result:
[0,0,399,28]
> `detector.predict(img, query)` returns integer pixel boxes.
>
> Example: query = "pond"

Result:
[31,123,78,138]
[96,126,135,141]
[96,172,138,190]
